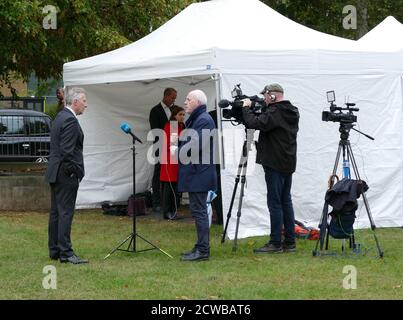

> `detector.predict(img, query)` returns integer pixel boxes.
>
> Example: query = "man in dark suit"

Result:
[178,90,217,262]
[149,88,177,214]
[45,87,88,264]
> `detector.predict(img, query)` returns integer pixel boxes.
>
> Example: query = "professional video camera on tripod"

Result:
[313,91,383,258]
[218,84,267,251]
[218,84,267,126]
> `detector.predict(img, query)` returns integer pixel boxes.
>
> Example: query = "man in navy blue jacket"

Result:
[178,90,217,261]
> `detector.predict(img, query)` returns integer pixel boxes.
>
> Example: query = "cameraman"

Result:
[242,83,299,253]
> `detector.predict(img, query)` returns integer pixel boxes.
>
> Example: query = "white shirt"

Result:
[65,106,78,119]
[161,101,172,121]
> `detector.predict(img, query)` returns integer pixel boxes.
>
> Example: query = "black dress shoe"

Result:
[181,247,197,256]
[49,254,59,260]
[60,255,89,264]
[253,243,283,254]
[282,242,296,253]
[181,250,209,262]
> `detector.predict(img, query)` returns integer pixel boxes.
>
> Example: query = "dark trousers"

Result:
[189,192,209,254]
[160,181,179,215]
[263,166,296,246]
[152,163,161,208]
[48,169,79,259]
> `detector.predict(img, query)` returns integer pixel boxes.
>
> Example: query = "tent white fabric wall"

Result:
[75,77,217,207]
[63,0,403,240]
[220,72,403,239]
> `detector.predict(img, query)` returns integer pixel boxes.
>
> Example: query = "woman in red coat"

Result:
[160,106,185,219]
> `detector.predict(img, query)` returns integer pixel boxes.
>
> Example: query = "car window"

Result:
[27,116,50,135]
[0,116,25,135]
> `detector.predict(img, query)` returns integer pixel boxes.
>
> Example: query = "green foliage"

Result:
[263,0,403,40]
[0,0,193,93]
[1,0,401,95]
[44,102,59,119]
[28,79,58,97]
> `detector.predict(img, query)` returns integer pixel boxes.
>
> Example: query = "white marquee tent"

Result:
[64,0,403,240]
[358,16,403,51]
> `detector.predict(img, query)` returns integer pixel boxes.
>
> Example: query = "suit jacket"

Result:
[149,103,170,159]
[177,105,217,193]
[44,108,85,183]
[149,103,170,132]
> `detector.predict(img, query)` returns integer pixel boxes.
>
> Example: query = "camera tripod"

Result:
[313,122,383,258]
[104,134,172,260]
[221,129,255,251]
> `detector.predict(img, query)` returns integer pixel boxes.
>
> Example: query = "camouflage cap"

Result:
[260,83,284,94]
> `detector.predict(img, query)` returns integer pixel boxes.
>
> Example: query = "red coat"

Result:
[160,122,184,182]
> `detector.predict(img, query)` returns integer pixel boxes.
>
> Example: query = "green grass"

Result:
[0,210,402,300]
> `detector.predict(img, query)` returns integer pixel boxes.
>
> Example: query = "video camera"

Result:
[322,91,358,124]
[218,84,267,125]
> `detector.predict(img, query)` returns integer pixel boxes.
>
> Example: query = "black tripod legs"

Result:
[232,174,247,252]
[221,134,254,251]
[104,232,173,260]
[361,193,384,258]
[313,138,384,258]
[221,176,241,244]
[104,233,134,260]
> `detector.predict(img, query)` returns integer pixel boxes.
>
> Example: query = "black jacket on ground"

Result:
[242,100,299,173]
[325,178,369,215]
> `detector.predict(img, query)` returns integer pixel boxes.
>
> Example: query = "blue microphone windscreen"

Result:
[120,123,130,133]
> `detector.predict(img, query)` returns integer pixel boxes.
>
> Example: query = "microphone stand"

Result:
[104,133,172,259]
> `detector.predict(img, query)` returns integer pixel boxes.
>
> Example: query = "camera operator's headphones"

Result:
[265,91,276,102]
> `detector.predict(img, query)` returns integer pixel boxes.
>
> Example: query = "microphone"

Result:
[218,99,231,108]
[120,123,143,143]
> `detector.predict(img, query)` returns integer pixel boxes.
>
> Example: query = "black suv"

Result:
[0,109,51,162]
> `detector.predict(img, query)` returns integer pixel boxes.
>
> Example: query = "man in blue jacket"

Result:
[178,90,217,261]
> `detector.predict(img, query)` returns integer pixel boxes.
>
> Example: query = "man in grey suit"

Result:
[45,87,88,264]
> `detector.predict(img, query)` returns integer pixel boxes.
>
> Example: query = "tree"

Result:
[262,0,402,40]
[0,0,193,96]
[357,0,369,38]
[2,0,401,96]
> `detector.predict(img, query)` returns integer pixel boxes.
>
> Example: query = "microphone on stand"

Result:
[120,123,143,143]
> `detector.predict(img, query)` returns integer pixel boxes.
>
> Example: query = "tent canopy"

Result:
[359,16,403,51]
[64,0,364,86]
[63,0,403,240]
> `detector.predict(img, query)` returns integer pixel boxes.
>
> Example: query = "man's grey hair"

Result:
[189,90,207,106]
[65,87,86,106]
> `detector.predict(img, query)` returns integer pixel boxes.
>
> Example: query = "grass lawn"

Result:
[0,209,402,300]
